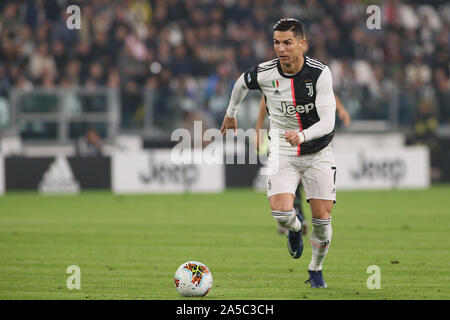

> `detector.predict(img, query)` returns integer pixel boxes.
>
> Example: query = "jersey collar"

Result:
[277,55,306,79]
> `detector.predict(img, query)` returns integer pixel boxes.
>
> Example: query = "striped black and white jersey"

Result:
[226,55,336,156]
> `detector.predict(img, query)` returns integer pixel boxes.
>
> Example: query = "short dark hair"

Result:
[273,18,304,39]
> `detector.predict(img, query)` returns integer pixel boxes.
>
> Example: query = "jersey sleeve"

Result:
[315,66,336,107]
[225,73,249,118]
[225,65,260,118]
[243,65,260,90]
[302,66,336,142]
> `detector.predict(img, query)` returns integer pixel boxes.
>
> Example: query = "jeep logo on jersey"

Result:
[281,102,315,115]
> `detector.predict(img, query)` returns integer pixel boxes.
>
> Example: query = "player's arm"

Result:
[220,73,248,135]
[285,66,336,146]
[255,96,267,151]
[221,66,259,135]
[335,94,351,127]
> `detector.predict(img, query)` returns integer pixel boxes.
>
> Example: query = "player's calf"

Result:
[309,217,332,271]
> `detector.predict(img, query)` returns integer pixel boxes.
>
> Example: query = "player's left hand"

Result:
[285,131,301,146]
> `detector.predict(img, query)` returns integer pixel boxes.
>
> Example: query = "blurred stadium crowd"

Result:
[0,0,449,138]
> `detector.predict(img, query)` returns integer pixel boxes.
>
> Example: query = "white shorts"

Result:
[266,144,337,202]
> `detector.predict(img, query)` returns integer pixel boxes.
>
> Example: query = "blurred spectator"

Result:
[169,44,193,76]
[52,40,68,72]
[60,77,82,117]
[0,96,9,131]
[28,43,57,81]
[410,98,440,151]
[76,126,103,157]
[205,62,235,123]
[65,59,82,87]
[121,80,143,128]
[434,68,450,123]
[107,68,121,88]
[91,31,112,68]
[405,50,432,88]
[1,3,21,34]
[85,62,105,86]
[0,64,11,97]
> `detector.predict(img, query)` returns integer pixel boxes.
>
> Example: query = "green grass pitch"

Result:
[1,186,449,300]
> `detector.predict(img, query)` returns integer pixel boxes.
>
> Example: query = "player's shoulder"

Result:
[244,58,279,90]
[304,56,330,78]
[305,55,330,69]
[256,58,279,73]
[244,58,278,77]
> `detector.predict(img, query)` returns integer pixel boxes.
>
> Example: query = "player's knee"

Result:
[270,203,293,212]
[309,199,333,219]
[269,194,294,212]
[312,206,332,219]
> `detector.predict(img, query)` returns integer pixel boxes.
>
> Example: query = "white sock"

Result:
[271,209,301,232]
[309,217,332,271]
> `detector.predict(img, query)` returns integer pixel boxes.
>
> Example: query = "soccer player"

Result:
[255,34,351,237]
[221,19,337,288]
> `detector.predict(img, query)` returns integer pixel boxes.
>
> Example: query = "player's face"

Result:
[273,30,305,66]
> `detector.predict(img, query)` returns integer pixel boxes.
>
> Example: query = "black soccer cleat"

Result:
[305,269,327,288]
[287,212,303,259]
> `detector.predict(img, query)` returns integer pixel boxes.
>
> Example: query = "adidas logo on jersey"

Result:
[281,101,315,115]
[273,89,281,96]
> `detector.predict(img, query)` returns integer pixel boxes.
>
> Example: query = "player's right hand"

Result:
[285,130,300,146]
[220,115,237,136]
